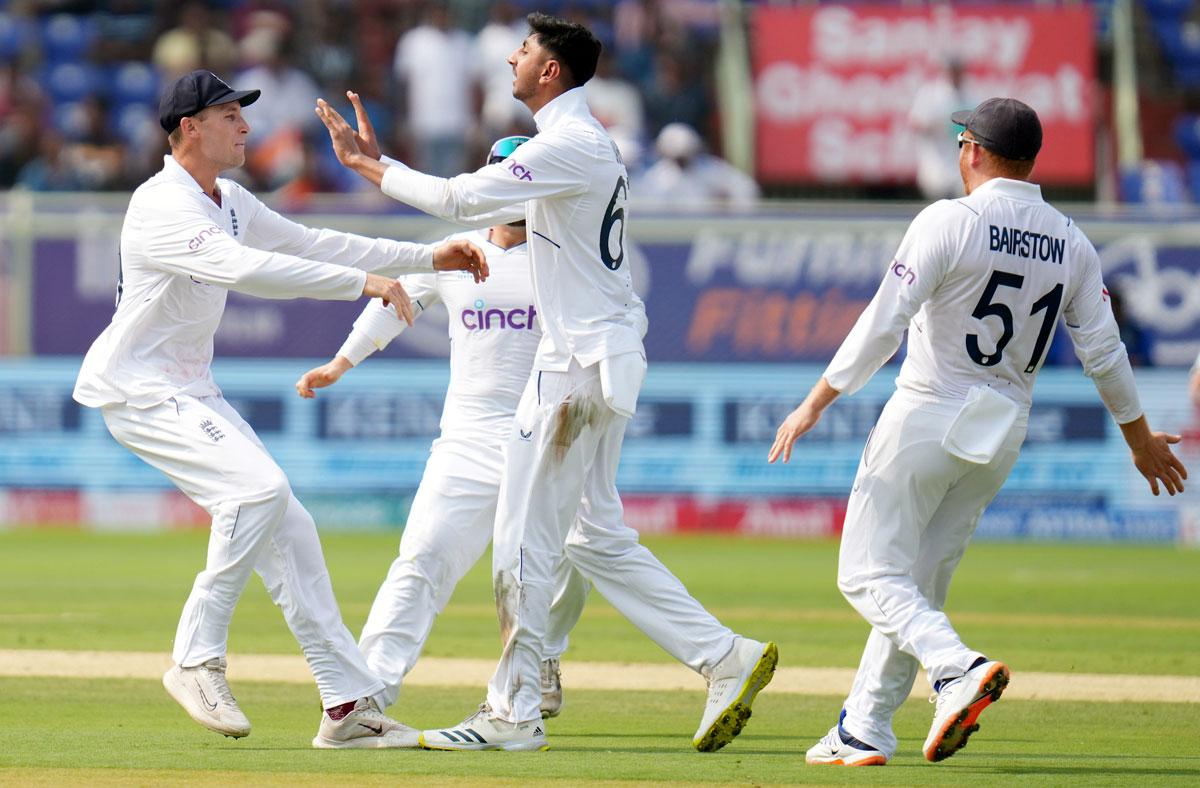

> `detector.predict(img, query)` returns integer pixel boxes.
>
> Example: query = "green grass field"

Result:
[1,530,1198,785]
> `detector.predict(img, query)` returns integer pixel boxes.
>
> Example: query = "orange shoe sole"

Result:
[923,662,1010,762]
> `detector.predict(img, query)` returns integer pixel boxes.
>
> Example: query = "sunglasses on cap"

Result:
[957,131,987,149]
[487,135,531,165]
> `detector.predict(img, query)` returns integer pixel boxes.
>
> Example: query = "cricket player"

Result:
[769,98,1187,765]
[315,14,777,752]
[72,70,488,749]
[294,135,589,723]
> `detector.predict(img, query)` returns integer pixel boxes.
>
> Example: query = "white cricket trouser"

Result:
[357,436,590,710]
[487,360,736,723]
[836,391,1026,757]
[102,394,384,707]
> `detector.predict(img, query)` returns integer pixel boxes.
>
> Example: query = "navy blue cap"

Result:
[159,70,260,133]
[951,97,1042,161]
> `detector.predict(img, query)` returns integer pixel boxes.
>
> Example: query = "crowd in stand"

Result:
[0,0,754,205]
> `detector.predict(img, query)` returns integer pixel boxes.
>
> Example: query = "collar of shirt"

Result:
[161,154,224,203]
[972,177,1043,203]
[533,86,590,133]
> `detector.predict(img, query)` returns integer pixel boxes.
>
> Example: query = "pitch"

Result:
[0,530,1197,785]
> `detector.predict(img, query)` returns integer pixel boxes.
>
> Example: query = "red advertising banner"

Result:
[753,5,1095,185]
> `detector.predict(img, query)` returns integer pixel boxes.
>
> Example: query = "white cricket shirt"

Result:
[378,87,647,372]
[825,177,1141,423]
[74,155,436,409]
[336,228,539,444]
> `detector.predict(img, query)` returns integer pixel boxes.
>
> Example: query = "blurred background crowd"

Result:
[0,0,759,206]
[2,0,1200,206]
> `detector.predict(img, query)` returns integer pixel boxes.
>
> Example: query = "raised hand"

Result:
[315,98,360,167]
[433,239,489,283]
[346,91,381,161]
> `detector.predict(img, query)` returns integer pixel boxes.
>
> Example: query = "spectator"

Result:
[16,130,84,191]
[586,49,645,144]
[643,50,709,137]
[908,58,974,200]
[70,95,126,189]
[393,6,475,177]
[0,103,41,188]
[152,1,238,79]
[634,122,759,209]
[94,0,156,63]
[473,1,529,140]
[236,14,321,188]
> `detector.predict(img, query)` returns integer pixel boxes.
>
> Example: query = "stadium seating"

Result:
[1119,159,1190,203]
[0,12,26,61]
[39,13,96,63]
[51,100,90,142]
[43,61,99,104]
[110,61,159,106]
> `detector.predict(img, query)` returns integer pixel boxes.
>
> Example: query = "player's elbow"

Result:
[445,178,495,221]
[1078,340,1128,379]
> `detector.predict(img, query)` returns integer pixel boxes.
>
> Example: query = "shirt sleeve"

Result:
[380,134,588,222]
[238,186,434,276]
[136,186,366,301]
[823,202,960,395]
[336,273,442,365]
[1062,237,1143,423]
[379,155,529,227]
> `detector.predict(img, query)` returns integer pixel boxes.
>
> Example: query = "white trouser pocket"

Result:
[599,352,646,418]
[941,385,1019,464]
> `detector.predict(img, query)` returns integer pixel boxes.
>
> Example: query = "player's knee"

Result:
[397,545,452,587]
[563,528,636,566]
[246,469,292,515]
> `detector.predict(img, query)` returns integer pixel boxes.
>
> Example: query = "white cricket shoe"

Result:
[923,659,1010,762]
[540,658,562,719]
[693,638,778,752]
[312,697,419,749]
[805,712,888,766]
[162,657,251,739]
[419,703,549,751]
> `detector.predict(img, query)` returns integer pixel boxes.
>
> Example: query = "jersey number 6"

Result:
[599,176,627,270]
[966,269,1064,373]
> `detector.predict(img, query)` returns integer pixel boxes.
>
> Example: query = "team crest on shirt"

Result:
[199,419,226,443]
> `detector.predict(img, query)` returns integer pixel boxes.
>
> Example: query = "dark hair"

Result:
[526,12,602,88]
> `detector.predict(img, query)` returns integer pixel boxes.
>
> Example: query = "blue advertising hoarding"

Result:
[0,357,1195,542]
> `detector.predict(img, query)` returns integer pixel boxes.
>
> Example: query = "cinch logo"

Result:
[461,299,538,331]
[187,224,223,251]
[507,160,534,181]
[891,259,915,285]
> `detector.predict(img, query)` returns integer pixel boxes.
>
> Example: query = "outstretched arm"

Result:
[767,378,841,464]
[316,95,584,223]
[296,273,440,398]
